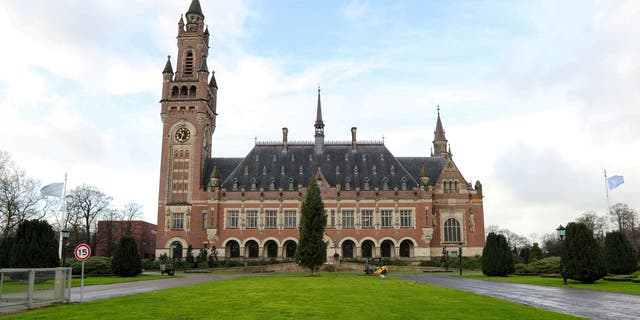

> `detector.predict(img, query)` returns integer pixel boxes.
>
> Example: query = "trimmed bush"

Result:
[604,231,637,275]
[70,256,113,275]
[482,233,514,276]
[514,257,561,275]
[565,222,606,283]
[142,258,160,270]
[111,236,142,277]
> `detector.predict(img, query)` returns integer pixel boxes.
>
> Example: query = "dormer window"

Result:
[232,178,238,191]
[363,177,370,191]
[344,177,351,191]
[382,177,389,190]
[269,177,275,190]
[250,178,257,191]
[288,178,294,191]
[401,177,407,190]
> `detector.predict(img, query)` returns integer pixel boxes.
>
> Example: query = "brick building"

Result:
[96,220,157,259]
[155,0,485,261]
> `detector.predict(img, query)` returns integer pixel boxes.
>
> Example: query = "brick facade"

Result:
[96,220,157,259]
[155,0,485,262]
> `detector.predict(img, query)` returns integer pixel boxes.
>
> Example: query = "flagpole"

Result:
[58,174,68,260]
[604,169,610,216]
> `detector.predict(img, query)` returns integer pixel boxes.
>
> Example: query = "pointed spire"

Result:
[315,87,324,128]
[209,71,218,88]
[204,26,210,36]
[179,15,185,25]
[163,55,173,74]
[433,105,446,142]
[186,0,204,17]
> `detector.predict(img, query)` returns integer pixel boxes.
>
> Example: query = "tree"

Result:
[575,211,608,243]
[541,233,561,257]
[120,202,142,236]
[111,236,142,277]
[565,222,606,283]
[609,203,639,251]
[529,243,543,262]
[482,232,514,276]
[0,152,47,239]
[295,179,327,274]
[604,231,637,275]
[185,244,195,267]
[66,184,112,249]
[2,220,59,268]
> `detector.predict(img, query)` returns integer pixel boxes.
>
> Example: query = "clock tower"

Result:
[157,0,217,230]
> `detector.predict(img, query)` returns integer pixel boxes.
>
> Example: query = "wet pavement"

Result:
[396,273,640,320]
[70,273,244,302]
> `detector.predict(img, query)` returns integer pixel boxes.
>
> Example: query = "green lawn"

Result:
[7,275,582,320]
[71,274,168,287]
[464,273,640,295]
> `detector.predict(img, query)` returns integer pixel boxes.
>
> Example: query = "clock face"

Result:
[175,127,191,143]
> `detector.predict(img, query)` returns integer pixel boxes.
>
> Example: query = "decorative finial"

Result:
[437,105,440,114]
[167,55,171,59]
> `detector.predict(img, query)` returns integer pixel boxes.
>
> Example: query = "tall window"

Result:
[381,209,393,228]
[172,212,184,230]
[330,209,335,227]
[202,212,208,230]
[184,51,194,76]
[284,210,297,229]
[444,218,461,242]
[361,210,373,229]
[226,210,239,229]
[265,210,277,228]
[246,210,258,229]
[342,210,354,228]
[400,210,412,228]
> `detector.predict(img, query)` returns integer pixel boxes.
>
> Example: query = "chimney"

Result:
[351,127,357,152]
[282,127,288,153]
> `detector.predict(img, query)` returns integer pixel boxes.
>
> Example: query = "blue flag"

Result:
[40,182,64,197]
[607,175,624,190]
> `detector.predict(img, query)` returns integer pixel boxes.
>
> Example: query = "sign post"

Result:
[74,243,91,303]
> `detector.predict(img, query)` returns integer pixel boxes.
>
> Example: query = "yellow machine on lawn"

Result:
[364,257,389,276]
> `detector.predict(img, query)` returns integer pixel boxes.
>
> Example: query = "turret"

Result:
[433,106,448,157]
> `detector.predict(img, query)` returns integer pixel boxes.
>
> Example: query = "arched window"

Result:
[181,86,188,96]
[400,240,413,258]
[284,240,297,259]
[444,218,461,242]
[170,241,183,260]
[184,51,194,76]
[171,86,179,97]
[245,240,259,258]
[189,85,197,97]
[380,240,394,258]
[227,240,240,258]
[342,240,355,258]
[265,240,278,258]
[361,240,374,258]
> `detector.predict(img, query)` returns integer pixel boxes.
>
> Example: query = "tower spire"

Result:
[186,0,204,18]
[162,55,173,74]
[433,105,448,157]
[314,87,325,154]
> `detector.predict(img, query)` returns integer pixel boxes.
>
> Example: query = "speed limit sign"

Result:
[74,243,92,261]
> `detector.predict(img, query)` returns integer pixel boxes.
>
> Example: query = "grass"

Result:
[6,275,582,320]
[464,273,640,295]
[71,274,168,286]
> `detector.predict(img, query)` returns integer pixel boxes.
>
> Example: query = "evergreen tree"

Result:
[295,179,327,274]
[185,244,195,267]
[111,236,142,277]
[529,243,543,262]
[604,231,637,274]
[481,232,514,276]
[565,222,606,283]
[6,220,59,268]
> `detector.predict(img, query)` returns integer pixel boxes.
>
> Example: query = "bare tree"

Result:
[66,184,112,249]
[484,225,530,250]
[575,211,608,243]
[0,152,46,239]
[609,203,639,250]
[99,208,122,257]
[120,202,142,236]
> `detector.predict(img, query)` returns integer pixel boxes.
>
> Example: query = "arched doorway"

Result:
[342,240,355,258]
[380,240,394,258]
[400,240,413,258]
[170,241,183,260]
[226,240,240,258]
[284,240,297,259]
[361,240,374,258]
[245,240,259,258]
[264,240,278,258]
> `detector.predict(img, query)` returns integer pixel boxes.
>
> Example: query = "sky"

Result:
[0,0,638,242]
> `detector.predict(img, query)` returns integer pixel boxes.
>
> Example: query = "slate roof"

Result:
[204,143,446,191]
[186,0,204,17]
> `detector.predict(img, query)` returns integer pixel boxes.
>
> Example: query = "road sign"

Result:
[74,243,91,261]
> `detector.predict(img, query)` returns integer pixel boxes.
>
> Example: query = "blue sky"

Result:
[0,0,638,241]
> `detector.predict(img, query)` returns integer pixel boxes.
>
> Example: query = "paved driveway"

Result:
[396,274,640,320]
[70,273,244,302]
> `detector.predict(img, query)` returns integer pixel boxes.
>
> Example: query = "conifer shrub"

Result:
[295,179,327,274]
[481,232,514,276]
[565,222,606,283]
[71,256,113,275]
[111,236,142,277]
[604,231,637,275]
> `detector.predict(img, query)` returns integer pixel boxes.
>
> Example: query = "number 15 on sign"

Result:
[74,243,91,302]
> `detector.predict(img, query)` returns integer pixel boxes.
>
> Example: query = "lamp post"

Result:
[458,242,463,276]
[60,229,70,267]
[556,225,567,285]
